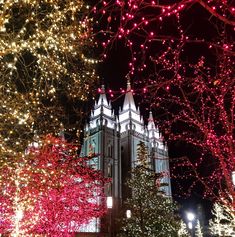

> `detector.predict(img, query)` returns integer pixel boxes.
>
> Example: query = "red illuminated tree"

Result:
[142,50,234,206]
[93,0,234,70]
[0,136,108,237]
[91,0,235,207]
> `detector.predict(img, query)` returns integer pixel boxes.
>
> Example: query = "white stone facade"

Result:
[81,82,172,202]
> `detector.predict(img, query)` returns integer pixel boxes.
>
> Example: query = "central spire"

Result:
[97,85,109,106]
[123,79,137,111]
[127,79,131,91]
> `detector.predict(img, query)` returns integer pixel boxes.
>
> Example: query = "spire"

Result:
[119,78,144,134]
[147,111,160,141]
[89,84,115,129]
[97,85,109,106]
[149,111,153,120]
[123,79,137,111]
[147,111,156,130]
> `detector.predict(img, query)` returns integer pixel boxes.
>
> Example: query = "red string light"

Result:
[92,0,235,207]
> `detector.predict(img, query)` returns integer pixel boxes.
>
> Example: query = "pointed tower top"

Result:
[59,122,65,141]
[101,84,105,93]
[127,78,131,91]
[148,111,154,121]
[148,111,157,131]
[90,84,114,129]
[122,80,136,111]
[97,84,109,106]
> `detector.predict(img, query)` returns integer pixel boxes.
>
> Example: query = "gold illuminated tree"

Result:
[178,220,190,237]
[0,0,99,156]
[195,220,203,237]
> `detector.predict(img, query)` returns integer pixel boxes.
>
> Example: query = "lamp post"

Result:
[107,196,113,237]
[186,211,195,237]
[125,209,131,236]
[126,209,131,219]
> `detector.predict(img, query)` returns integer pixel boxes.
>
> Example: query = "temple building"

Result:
[80,81,171,233]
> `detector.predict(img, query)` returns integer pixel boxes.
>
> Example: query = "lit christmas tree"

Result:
[0,0,99,157]
[178,220,190,237]
[118,142,181,237]
[209,202,235,237]
[195,220,203,237]
[0,136,108,237]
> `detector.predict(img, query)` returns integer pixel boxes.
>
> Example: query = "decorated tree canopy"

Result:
[0,0,99,157]
[91,0,235,207]
[178,220,190,237]
[195,220,203,237]
[209,202,235,237]
[0,136,108,237]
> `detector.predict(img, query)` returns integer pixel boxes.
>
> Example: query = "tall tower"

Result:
[80,85,121,233]
[81,85,121,200]
[80,82,172,232]
[118,81,148,199]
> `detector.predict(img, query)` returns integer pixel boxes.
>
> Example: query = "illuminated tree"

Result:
[93,0,234,69]
[0,136,107,237]
[91,0,234,206]
[195,220,203,237]
[0,0,99,156]
[209,202,235,237]
[178,220,190,237]
[118,142,180,237]
[146,50,234,206]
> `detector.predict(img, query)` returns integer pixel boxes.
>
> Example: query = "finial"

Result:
[101,84,105,94]
[125,74,131,91]
[125,73,130,80]
[148,111,154,121]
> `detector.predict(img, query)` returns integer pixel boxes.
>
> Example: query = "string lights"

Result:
[0,136,108,237]
[0,0,99,157]
[92,0,235,207]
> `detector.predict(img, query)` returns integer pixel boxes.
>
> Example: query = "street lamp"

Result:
[188,221,193,230]
[107,196,113,209]
[126,210,131,219]
[106,196,113,237]
[186,211,195,237]
[187,212,195,222]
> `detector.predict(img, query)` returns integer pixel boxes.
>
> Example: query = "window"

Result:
[108,145,113,157]
[107,164,112,177]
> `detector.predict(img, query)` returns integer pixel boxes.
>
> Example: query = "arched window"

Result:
[107,164,112,178]
[108,145,113,158]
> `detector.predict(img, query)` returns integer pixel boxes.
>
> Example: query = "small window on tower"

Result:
[108,164,112,177]
[108,145,113,157]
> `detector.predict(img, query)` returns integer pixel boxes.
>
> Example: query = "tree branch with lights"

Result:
[0,135,108,237]
[117,142,181,237]
[0,0,99,157]
[92,0,235,208]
